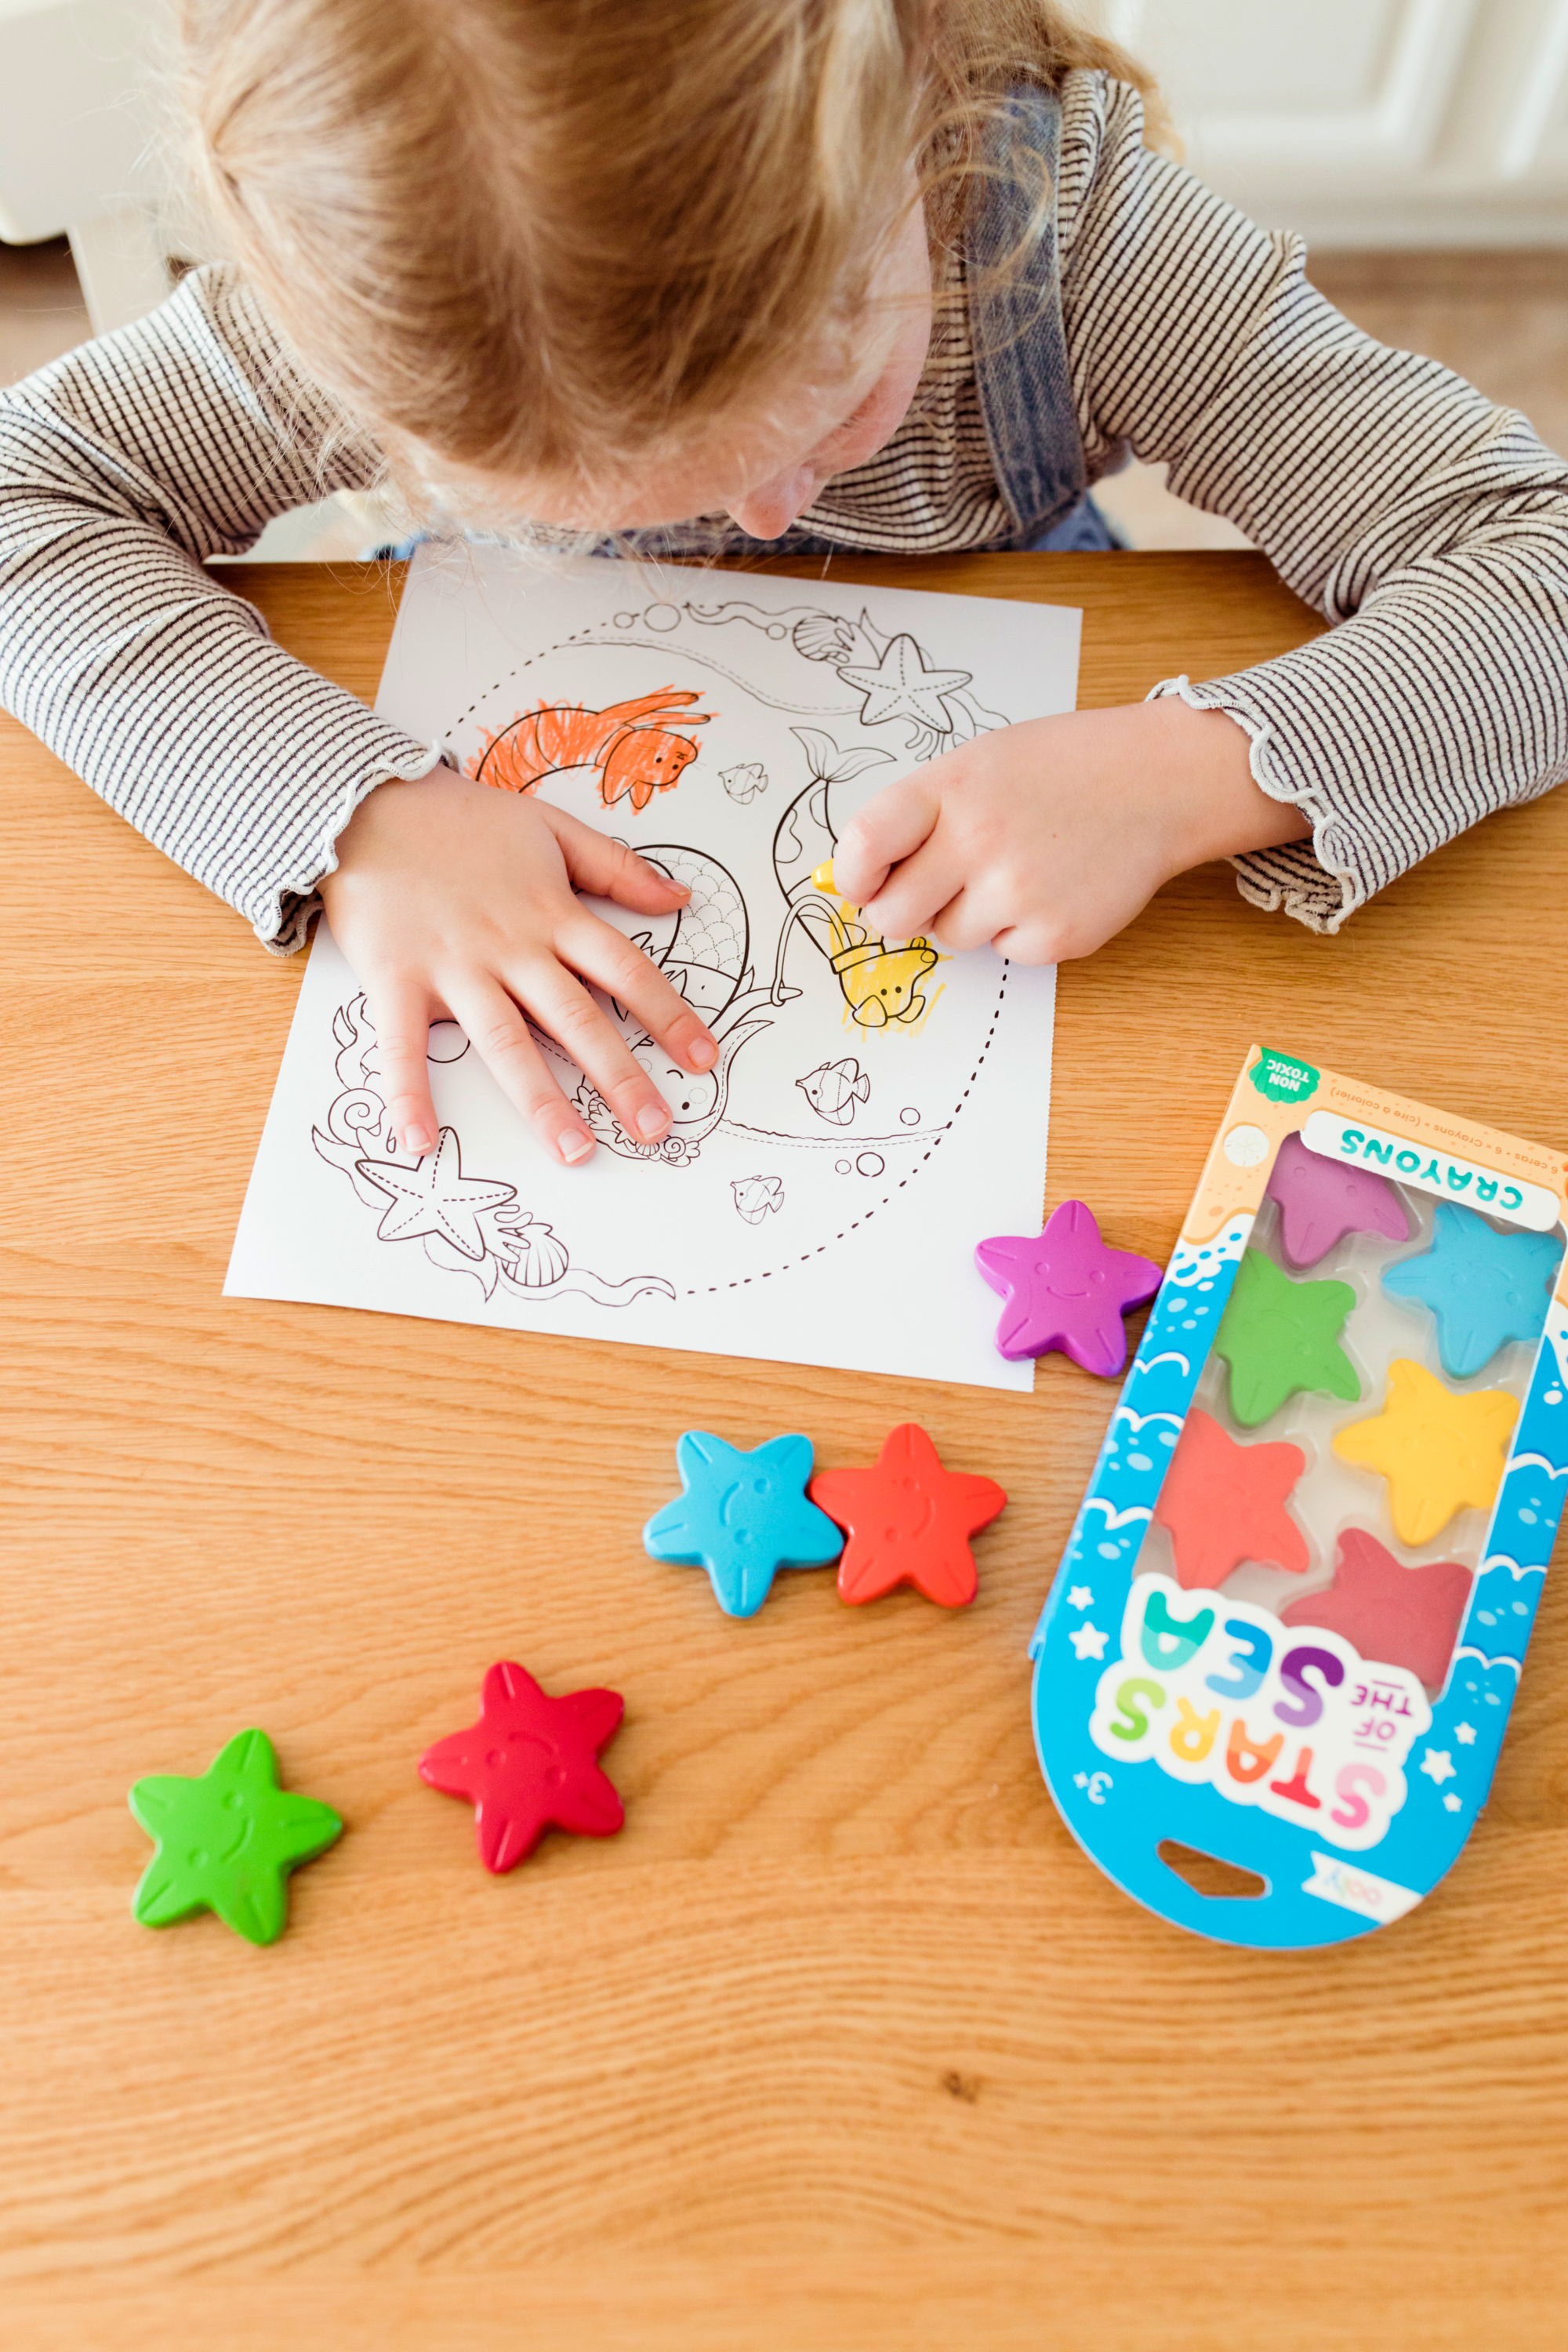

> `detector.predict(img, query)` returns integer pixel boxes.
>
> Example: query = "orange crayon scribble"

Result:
[465,687,713,811]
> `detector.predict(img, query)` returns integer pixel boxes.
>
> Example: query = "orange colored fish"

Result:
[467,688,712,811]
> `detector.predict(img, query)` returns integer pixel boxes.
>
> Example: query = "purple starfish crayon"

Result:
[976,1200,1163,1376]
[1265,1130,1410,1271]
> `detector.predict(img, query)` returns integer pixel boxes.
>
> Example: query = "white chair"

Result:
[0,0,403,555]
[0,0,172,333]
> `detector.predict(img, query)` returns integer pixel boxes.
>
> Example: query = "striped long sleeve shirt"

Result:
[2,67,1566,953]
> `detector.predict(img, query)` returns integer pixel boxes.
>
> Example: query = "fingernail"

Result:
[689,1033,717,1069]
[404,1121,434,1152]
[637,1103,670,1138]
[559,1130,593,1163]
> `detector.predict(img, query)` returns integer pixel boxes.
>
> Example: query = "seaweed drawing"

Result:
[311,995,673,1305]
[731,1175,784,1224]
[466,687,712,809]
[796,1058,869,1125]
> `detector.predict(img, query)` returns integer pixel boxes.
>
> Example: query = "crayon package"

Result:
[1032,1046,1568,1947]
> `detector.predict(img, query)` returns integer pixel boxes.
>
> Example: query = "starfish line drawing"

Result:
[355,1127,516,1259]
[836,632,973,751]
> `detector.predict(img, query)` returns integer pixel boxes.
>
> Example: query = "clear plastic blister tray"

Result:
[1029,1047,1568,1951]
[1137,1182,1559,1646]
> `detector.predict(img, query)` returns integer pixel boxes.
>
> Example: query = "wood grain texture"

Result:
[3,554,1566,2349]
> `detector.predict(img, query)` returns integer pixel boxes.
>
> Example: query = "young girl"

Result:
[2,1,1565,1170]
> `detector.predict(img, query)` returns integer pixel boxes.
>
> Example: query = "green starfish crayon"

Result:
[1213,1248,1360,1428]
[129,1729,343,1947]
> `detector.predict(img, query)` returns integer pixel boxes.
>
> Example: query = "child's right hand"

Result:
[318,768,717,1166]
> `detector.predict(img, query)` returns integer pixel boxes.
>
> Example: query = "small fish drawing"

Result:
[731,1174,784,1225]
[720,761,768,804]
[796,1058,870,1127]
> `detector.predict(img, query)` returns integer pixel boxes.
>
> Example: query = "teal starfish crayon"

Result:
[1382,1201,1560,1379]
[129,1729,344,1947]
[644,1430,843,1617]
[1213,1248,1360,1428]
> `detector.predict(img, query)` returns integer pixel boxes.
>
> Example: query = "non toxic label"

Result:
[1249,1050,1320,1106]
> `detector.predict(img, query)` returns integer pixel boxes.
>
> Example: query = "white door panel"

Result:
[1107,0,1479,180]
[1085,0,1568,239]
[1494,0,1568,178]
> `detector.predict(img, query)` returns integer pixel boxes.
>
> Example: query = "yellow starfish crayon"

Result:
[1332,1356,1519,1547]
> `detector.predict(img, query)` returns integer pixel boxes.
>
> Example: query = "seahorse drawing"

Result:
[769,728,942,1031]
[466,687,713,810]
[310,995,673,1304]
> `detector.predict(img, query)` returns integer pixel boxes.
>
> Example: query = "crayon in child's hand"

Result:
[812,860,838,894]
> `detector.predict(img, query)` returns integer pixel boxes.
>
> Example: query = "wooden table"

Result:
[5,554,1566,2350]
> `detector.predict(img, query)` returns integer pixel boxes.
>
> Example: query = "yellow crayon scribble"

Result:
[826,904,946,1035]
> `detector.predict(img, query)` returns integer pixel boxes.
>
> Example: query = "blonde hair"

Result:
[181,1,1164,492]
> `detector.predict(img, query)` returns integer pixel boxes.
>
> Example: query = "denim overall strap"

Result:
[966,84,1090,545]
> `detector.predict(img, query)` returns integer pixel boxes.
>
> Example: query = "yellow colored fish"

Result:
[827,910,940,1030]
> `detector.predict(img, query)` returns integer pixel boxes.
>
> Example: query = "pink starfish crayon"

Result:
[1151,1407,1309,1590]
[1281,1528,1472,1690]
[419,1661,626,1874]
[1265,1130,1410,1271]
[975,1200,1163,1376]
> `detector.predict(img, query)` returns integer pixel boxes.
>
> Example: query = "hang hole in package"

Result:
[1030,1046,1568,1948]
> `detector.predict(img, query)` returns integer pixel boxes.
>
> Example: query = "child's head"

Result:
[181,1,1155,537]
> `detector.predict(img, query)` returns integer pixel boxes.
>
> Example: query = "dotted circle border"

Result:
[443,627,1012,1300]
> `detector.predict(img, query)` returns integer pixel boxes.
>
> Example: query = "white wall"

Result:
[1085,0,1568,244]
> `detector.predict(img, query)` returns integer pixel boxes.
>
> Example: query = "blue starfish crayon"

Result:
[644,1431,843,1617]
[1381,1201,1561,1379]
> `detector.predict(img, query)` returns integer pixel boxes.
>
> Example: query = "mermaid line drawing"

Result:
[561,841,794,1164]
[553,718,950,1163]
[769,728,944,1032]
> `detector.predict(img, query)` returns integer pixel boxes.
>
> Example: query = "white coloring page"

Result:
[226,548,1078,1388]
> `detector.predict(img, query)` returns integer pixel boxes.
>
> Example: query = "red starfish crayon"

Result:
[975,1200,1162,1375]
[809,1421,1007,1606]
[1281,1528,1472,1690]
[1151,1407,1309,1590]
[419,1661,625,1873]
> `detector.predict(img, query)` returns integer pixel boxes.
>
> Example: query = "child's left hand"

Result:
[829,697,1311,963]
